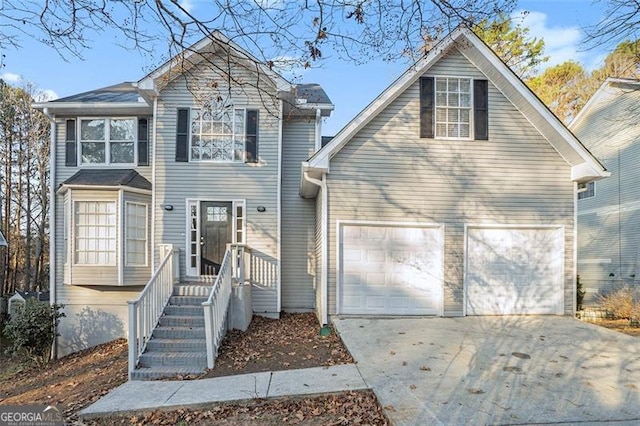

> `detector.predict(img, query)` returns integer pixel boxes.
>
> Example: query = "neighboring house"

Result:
[570,78,640,305]
[35,27,607,378]
[8,291,50,318]
[0,229,6,247]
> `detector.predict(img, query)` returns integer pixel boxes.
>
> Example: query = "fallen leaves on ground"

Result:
[0,339,128,423]
[85,390,389,425]
[0,312,365,424]
[202,312,354,378]
[585,318,640,337]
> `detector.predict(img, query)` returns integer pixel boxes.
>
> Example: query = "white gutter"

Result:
[42,107,58,359]
[151,97,158,271]
[303,171,328,326]
[32,102,149,110]
[277,99,283,313]
[573,181,578,314]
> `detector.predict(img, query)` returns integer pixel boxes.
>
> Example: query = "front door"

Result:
[200,201,233,275]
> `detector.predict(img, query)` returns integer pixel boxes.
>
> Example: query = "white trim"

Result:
[570,78,640,130]
[57,185,151,195]
[151,96,158,272]
[72,198,119,267]
[118,190,124,285]
[432,75,474,141]
[137,31,292,94]
[463,223,566,316]
[124,201,149,267]
[573,181,578,314]
[184,198,246,277]
[33,102,149,110]
[188,106,253,163]
[77,117,138,166]
[276,99,283,313]
[336,220,445,317]
[307,27,607,181]
[320,175,328,325]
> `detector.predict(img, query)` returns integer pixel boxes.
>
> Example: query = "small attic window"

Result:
[578,182,595,200]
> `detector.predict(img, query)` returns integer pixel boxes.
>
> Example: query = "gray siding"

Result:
[153,57,281,314]
[52,117,153,355]
[325,49,575,316]
[281,119,316,310]
[573,84,640,305]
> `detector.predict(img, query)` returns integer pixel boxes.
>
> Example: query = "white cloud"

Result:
[1,72,21,83]
[37,89,59,101]
[179,0,195,14]
[513,10,601,71]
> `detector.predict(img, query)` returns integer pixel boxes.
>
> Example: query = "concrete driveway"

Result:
[334,316,640,425]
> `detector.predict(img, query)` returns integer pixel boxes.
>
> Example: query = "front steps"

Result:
[131,283,211,380]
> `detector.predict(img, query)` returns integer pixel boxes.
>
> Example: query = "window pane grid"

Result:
[435,77,472,139]
[80,118,136,164]
[191,107,246,162]
[125,202,147,266]
[75,201,116,265]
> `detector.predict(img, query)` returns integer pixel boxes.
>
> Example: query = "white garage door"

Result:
[466,226,564,315]
[339,223,444,315]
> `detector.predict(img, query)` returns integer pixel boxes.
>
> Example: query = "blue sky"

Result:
[1,0,611,135]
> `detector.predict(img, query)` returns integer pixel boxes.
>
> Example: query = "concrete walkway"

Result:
[79,363,368,418]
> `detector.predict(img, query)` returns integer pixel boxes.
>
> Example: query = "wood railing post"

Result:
[127,301,138,379]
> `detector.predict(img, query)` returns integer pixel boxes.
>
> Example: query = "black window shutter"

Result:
[138,118,149,166]
[474,79,489,140]
[65,119,77,166]
[175,108,189,162]
[420,77,435,138]
[245,109,259,163]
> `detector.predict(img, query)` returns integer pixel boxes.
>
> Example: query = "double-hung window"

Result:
[125,202,148,266]
[578,182,595,200]
[80,118,136,164]
[420,76,487,140]
[435,77,472,139]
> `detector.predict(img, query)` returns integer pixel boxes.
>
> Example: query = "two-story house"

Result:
[36,27,608,379]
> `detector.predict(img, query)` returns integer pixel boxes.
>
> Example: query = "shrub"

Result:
[598,286,640,320]
[3,299,65,366]
[576,275,585,311]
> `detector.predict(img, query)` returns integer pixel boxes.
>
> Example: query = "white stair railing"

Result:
[202,244,246,368]
[127,244,179,378]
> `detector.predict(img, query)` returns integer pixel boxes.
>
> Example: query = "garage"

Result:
[338,223,444,315]
[465,225,564,315]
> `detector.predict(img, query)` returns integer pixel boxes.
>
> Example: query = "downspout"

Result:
[573,181,578,315]
[277,99,283,313]
[151,97,158,271]
[42,107,57,358]
[303,171,328,326]
[314,108,322,152]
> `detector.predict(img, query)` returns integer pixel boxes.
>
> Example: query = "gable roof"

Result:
[136,30,293,95]
[33,82,151,115]
[60,169,152,192]
[0,229,6,247]
[302,26,608,196]
[570,78,640,132]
